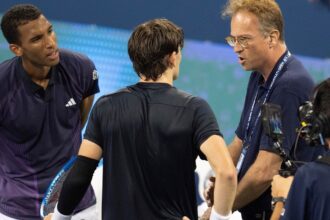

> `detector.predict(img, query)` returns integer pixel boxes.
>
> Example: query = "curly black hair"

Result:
[1,4,42,44]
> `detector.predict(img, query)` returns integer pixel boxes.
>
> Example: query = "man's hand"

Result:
[201,176,215,220]
[271,174,294,198]
[44,213,53,220]
[203,176,215,207]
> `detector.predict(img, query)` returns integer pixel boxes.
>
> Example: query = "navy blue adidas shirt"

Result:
[0,49,99,219]
[281,150,330,220]
[236,52,325,217]
[84,83,222,220]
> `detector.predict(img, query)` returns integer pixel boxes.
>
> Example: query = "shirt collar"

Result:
[258,50,290,89]
[136,82,173,89]
[16,57,57,94]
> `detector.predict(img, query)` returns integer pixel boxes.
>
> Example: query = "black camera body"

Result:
[298,101,330,146]
[261,103,283,143]
[261,103,297,177]
[261,101,330,177]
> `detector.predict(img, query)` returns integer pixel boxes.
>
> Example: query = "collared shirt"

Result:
[282,150,330,220]
[235,52,325,216]
[0,49,99,219]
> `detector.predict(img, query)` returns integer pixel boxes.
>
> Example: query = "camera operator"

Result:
[271,78,330,220]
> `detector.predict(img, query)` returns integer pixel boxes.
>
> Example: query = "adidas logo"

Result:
[92,70,98,80]
[65,98,76,107]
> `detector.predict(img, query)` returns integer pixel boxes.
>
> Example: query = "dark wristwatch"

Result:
[271,197,286,210]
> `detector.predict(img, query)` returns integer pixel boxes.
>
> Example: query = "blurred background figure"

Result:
[271,78,330,220]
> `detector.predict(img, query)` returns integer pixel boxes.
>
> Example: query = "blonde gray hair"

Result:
[222,0,284,41]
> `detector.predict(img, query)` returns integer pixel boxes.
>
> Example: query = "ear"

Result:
[9,44,23,56]
[168,51,177,68]
[268,30,280,48]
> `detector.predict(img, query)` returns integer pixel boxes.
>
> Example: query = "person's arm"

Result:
[227,135,243,166]
[270,175,294,220]
[279,169,308,220]
[270,201,285,220]
[200,135,237,216]
[51,139,102,219]
[203,135,242,205]
[232,150,282,210]
[80,95,95,127]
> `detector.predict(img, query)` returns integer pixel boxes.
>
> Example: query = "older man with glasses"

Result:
[204,0,325,220]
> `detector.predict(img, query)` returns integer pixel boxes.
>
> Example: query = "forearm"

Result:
[213,170,237,215]
[233,150,282,210]
[233,166,273,210]
[201,135,237,215]
[228,145,241,166]
[57,156,98,215]
[270,202,284,220]
[228,136,243,166]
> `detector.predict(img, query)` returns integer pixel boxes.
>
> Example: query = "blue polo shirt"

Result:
[281,150,330,220]
[0,49,99,219]
[236,51,325,216]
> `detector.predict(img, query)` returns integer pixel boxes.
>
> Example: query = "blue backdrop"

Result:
[0,0,329,58]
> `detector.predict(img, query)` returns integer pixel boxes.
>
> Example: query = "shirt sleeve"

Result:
[191,97,222,155]
[83,97,105,147]
[281,168,308,220]
[79,55,100,98]
[259,87,301,153]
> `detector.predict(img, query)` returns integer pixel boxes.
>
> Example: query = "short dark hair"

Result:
[313,78,330,117]
[128,18,184,81]
[1,4,42,44]
[312,78,330,139]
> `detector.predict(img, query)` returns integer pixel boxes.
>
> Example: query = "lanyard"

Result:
[243,51,291,145]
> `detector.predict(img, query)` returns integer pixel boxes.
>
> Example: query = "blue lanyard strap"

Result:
[244,51,291,144]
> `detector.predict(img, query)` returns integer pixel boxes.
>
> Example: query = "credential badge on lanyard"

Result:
[236,51,291,173]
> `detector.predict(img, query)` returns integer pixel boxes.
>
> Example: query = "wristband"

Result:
[210,208,232,220]
[52,204,72,220]
[271,197,286,210]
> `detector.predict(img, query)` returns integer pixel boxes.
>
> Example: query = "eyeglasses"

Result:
[225,36,252,48]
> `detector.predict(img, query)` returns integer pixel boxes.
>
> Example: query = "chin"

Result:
[48,58,60,67]
[241,64,252,71]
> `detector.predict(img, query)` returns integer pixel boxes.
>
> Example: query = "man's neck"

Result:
[22,59,51,89]
[22,59,51,80]
[140,69,174,85]
[260,43,287,82]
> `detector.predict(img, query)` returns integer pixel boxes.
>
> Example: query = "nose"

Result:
[233,43,243,53]
[45,34,56,48]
